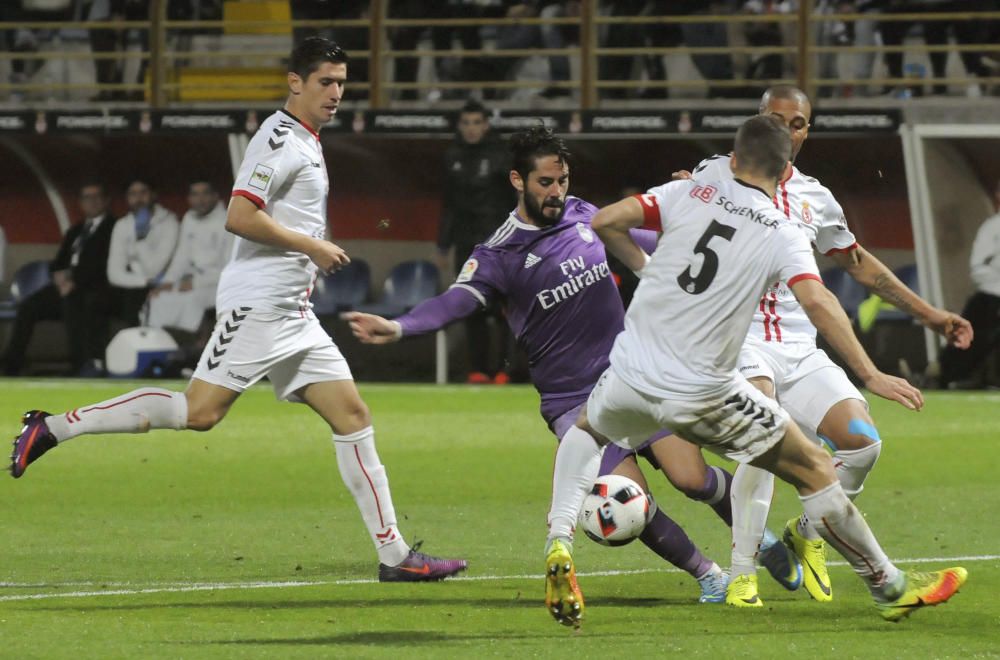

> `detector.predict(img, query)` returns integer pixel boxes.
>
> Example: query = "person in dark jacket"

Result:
[2,182,116,376]
[437,100,517,383]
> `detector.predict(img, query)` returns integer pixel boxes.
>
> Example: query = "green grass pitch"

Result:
[1,380,998,658]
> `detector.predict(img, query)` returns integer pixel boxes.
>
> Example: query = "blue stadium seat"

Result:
[0,260,50,321]
[820,267,868,320]
[11,260,50,302]
[311,259,371,316]
[354,260,440,318]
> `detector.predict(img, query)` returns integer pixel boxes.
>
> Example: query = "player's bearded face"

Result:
[523,157,569,227]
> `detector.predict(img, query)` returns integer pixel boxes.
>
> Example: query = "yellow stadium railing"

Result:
[1,0,998,108]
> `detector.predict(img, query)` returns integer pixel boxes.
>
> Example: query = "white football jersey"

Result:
[609,177,820,399]
[219,110,329,316]
[692,154,857,344]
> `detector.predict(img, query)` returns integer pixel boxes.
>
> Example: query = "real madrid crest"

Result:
[576,222,594,243]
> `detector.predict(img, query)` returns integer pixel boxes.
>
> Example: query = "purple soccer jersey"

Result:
[449,198,623,418]
[396,197,658,428]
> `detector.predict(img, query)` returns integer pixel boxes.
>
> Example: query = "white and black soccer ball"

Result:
[578,474,650,546]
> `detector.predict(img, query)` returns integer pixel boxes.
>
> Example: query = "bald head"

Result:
[759,85,811,162]
[759,85,811,116]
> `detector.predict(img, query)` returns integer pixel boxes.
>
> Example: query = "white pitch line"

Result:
[1,554,997,603]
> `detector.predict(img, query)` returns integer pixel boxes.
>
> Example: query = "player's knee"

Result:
[821,412,880,451]
[186,406,225,431]
[834,441,882,499]
[844,417,880,447]
[669,471,708,500]
[337,401,371,434]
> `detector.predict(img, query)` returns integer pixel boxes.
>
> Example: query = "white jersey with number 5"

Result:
[219,109,329,317]
[692,154,856,344]
[609,178,821,400]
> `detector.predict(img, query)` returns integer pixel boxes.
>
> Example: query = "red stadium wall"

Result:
[0,134,913,273]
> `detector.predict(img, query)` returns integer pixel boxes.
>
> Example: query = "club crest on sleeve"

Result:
[801,202,813,224]
[456,258,479,283]
[576,223,594,243]
[249,164,274,192]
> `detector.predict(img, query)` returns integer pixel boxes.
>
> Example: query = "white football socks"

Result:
[45,387,188,442]
[730,463,775,577]
[333,427,409,566]
[546,425,604,552]
[800,442,883,540]
[799,481,900,597]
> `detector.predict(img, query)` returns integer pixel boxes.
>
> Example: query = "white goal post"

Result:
[900,123,1000,365]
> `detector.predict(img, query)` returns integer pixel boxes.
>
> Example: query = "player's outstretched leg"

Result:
[333,426,467,582]
[790,410,884,601]
[729,462,802,593]
[10,411,57,478]
[649,434,734,526]
[877,567,967,622]
[545,538,584,628]
[303,380,467,582]
[797,485,965,618]
[784,516,832,602]
[10,387,188,479]
[11,387,190,479]
[545,423,603,627]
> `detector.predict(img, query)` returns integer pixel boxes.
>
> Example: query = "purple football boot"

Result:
[11,411,58,479]
[378,541,468,582]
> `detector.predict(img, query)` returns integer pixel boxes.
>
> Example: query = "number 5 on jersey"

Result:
[677,220,737,295]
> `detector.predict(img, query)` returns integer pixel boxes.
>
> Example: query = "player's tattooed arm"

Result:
[792,277,924,411]
[833,245,972,348]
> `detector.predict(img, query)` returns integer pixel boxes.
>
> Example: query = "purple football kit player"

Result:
[350,126,742,602]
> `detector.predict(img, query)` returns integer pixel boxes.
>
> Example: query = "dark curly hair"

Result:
[509,124,571,181]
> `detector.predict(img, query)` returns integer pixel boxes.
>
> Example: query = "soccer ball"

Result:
[578,474,650,546]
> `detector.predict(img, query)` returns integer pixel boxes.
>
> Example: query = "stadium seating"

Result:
[0,260,50,321]
[353,260,440,318]
[311,258,371,316]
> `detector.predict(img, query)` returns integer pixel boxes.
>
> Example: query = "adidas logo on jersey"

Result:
[524,253,542,269]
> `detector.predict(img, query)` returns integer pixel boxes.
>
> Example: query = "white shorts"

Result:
[192,307,352,402]
[738,339,867,443]
[587,368,790,464]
